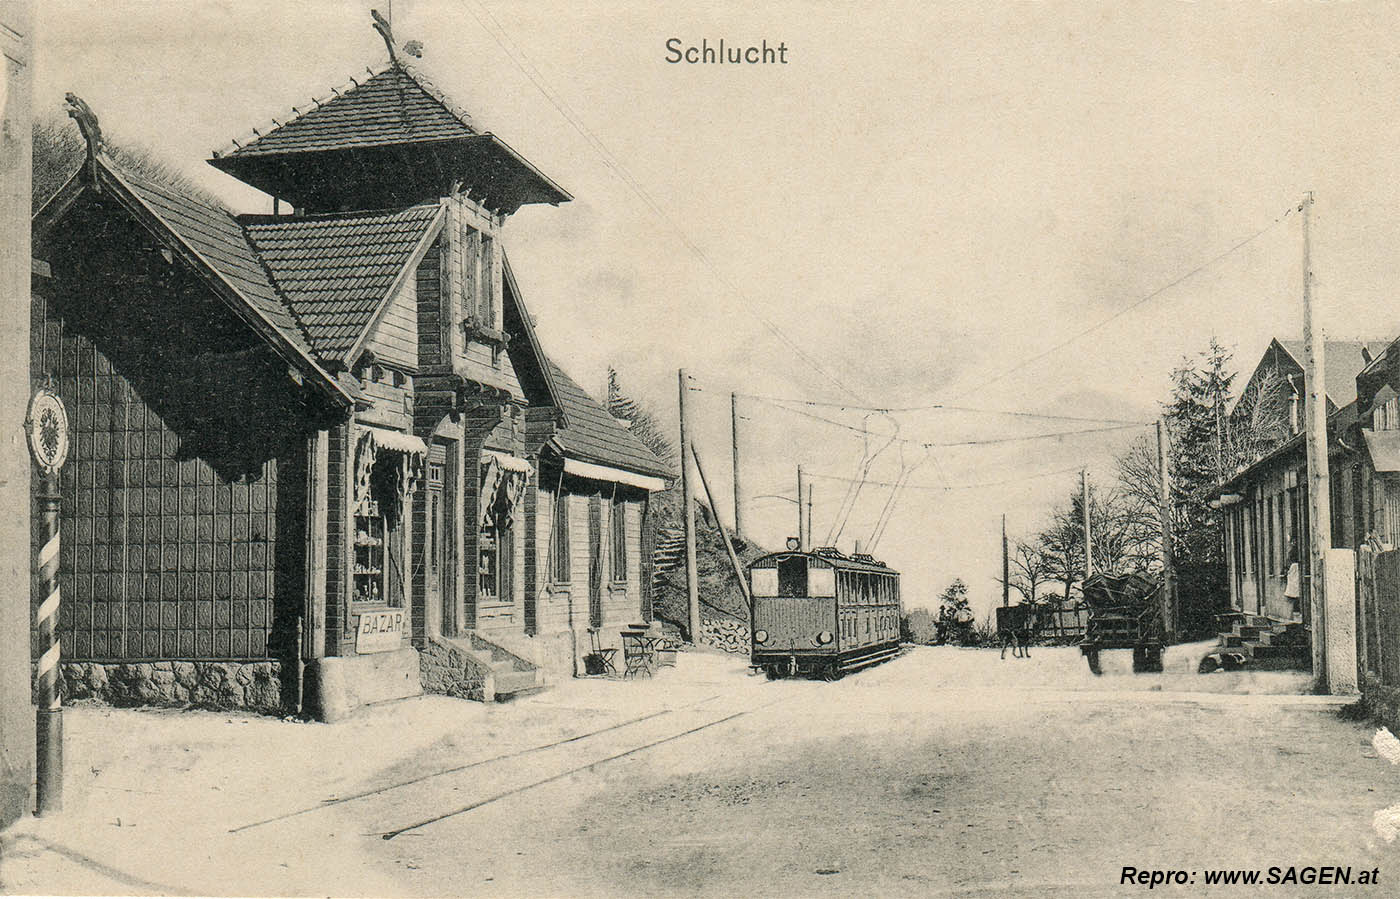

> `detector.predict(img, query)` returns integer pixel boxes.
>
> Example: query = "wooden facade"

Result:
[32,46,668,716]
[1221,340,1388,625]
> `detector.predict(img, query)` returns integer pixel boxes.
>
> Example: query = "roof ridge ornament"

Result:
[64,93,104,186]
[371,8,423,64]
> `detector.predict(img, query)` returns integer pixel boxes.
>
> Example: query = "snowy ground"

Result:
[0,645,1392,898]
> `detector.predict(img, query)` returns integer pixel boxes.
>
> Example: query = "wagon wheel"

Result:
[1084,648,1103,676]
[1132,644,1164,674]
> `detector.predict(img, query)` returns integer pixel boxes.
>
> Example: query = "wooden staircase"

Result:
[1200,613,1311,672]
[652,527,686,591]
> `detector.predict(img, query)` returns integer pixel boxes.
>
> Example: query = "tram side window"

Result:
[777,555,808,597]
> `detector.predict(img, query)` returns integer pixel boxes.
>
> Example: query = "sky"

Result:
[32,0,1400,617]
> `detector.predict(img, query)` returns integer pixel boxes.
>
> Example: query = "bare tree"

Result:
[33,114,224,211]
[1225,363,1292,472]
[998,540,1050,605]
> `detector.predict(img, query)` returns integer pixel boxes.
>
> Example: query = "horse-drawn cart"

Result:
[1078,572,1165,675]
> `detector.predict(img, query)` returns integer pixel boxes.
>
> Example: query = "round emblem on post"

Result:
[26,388,70,478]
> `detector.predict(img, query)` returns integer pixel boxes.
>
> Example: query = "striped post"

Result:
[35,476,62,814]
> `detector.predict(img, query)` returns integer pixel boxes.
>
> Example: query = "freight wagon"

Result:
[748,546,902,680]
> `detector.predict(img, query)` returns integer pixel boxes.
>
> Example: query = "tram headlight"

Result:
[816,631,834,645]
[754,629,769,644]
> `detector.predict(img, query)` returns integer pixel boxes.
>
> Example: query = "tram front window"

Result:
[777,555,808,596]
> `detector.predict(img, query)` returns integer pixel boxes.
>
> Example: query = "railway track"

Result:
[229,691,776,839]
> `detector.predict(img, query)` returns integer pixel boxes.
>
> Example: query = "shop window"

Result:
[352,431,422,607]
[610,494,627,582]
[479,453,526,603]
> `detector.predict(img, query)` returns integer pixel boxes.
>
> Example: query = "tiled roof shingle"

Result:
[547,361,672,481]
[113,165,312,356]
[242,204,441,360]
[221,64,475,158]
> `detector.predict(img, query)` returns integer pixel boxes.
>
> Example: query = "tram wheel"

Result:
[820,662,841,682]
[765,665,782,680]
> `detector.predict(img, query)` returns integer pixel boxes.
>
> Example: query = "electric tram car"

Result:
[747,544,902,680]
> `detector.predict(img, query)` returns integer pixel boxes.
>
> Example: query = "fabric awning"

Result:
[562,457,667,492]
[366,427,428,456]
[1364,428,1400,472]
[482,449,533,474]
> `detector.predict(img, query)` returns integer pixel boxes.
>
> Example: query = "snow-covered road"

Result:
[1,647,1391,897]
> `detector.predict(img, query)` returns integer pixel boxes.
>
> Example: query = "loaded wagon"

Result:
[1079,572,1165,675]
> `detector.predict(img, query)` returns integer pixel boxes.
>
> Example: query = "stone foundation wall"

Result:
[700,615,749,654]
[56,660,285,713]
[420,639,491,701]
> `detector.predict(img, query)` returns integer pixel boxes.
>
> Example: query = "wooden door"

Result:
[425,445,448,635]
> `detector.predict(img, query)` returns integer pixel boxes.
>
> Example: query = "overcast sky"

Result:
[34,1,1400,615]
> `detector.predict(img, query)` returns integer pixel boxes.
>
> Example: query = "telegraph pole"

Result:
[1157,420,1176,641]
[797,464,808,550]
[1002,514,1010,608]
[1081,469,1093,580]
[731,392,743,537]
[678,369,700,644]
[1300,191,1334,687]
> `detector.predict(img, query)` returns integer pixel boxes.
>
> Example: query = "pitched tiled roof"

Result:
[1276,339,1387,409]
[547,361,672,480]
[242,204,441,361]
[219,64,475,159]
[111,164,312,357]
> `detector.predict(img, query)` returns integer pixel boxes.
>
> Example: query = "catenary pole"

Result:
[731,392,743,537]
[1082,469,1093,580]
[691,443,750,612]
[678,369,700,644]
[804,481,814,550]
[1002,514,1010,608]
[1301,191,1333,687]
[797,464,807,549]
[1157,420,1176,642]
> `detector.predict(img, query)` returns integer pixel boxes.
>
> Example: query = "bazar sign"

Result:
[356,610,404,654]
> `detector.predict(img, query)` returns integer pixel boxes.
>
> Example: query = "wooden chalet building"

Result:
[31,32,668,719]
[1218,339,1385,632]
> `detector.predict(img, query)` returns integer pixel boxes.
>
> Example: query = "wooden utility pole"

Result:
[1157,420,1176,641]
[1081,469,1093,580]
[731,392,743,537]
[678,369,700,644]
[1002,514,1010,608]
[1301,190,1332,685]
[691,443,750,612]
[797,464,808,549]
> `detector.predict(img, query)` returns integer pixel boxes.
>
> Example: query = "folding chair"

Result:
[586,627,618,676]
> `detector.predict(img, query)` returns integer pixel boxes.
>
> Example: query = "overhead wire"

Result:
[806,463,1089,493]
[757,397,1150,447]
[950,202,1300,402]
[463,0,869,404]
[738,393,1151,425]
[827,411,899,546]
